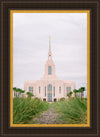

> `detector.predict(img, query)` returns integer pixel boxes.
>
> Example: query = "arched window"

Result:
[66,87,71,91]
[45,86,46,96]
[29,87,33,91]
[48,84,52,102]
[59,86,61,93]
[66,87,71,95]
[39,86,41,93]
[48,84,52,91]
[48,66,52,75]
[53,87,55,96]
[29,87,33,94]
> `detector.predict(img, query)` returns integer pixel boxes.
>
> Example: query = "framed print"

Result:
[10,10,90,127]
[0,0,100,137]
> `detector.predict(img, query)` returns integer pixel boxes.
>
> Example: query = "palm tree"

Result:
[67,91,73,98]
[13,87,17,91]
[13,87,19,97]
[73,89,78,97]
[17,88,21,97]
[69,91,73,97]
[21,90,25,93]
[13,87,25,98]
[21,90,25,97]
[27,92,34,98]
[13,87,17,97]
[78,87,85,99]
[17,88,25,97]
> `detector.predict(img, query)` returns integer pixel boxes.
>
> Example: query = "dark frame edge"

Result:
[0,0,100,137]
[97,1,100,136]
[0,0,4,137]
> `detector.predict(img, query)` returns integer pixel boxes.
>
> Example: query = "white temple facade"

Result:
[24,37,76,102]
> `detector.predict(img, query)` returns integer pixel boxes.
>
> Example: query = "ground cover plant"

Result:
[13,86,87,124]
[51,97,87,124]
[13,97,49,124]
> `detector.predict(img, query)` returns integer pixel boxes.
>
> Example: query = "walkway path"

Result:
[33,106,61,124]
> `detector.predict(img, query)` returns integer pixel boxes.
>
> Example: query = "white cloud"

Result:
[13,13,87,92]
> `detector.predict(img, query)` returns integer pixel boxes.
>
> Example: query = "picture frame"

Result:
[0,0,99,136]
[10,9,90,128]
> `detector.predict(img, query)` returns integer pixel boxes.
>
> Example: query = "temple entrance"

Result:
[54,98,57,102]
[48,92,52,102]
[43,98,46,101]
[48,84,52,102]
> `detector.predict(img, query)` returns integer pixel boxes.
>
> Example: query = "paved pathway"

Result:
[33,106,61,124]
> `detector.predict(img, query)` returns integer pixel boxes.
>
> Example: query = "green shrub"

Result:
[13,97,49,124]
[52,97,87,124]
[27,91,34,98]
[60,97,65,101]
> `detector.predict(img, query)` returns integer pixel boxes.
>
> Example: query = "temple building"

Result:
[24,37,76,102]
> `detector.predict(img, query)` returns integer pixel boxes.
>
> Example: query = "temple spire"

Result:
[49,36,51,51]
[48,36,52,59]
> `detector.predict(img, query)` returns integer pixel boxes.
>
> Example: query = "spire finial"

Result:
[49,36,51,51]
[48,36,52,59]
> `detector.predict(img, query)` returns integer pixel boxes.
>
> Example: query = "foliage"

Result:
[73,89,78,96]
[21,90,25,93]
[78,87,85,92]
[60,97,65,101]
[13,97,49,124]
[27,91,34,98]
[78,87,85,98]
[51,97,87,124]
[13,87,17,91]
[67,91,73,98]
[13,87,25,97]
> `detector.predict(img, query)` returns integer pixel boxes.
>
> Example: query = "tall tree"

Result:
[78,87,85,99]
[73,89,78,97]
[17,88,21,97]
[13,87,17,97]
[67,91,73,98]
[13,87,25,98]
[27,92,34,98]
[21,90,25,97]
[13,87,17,91]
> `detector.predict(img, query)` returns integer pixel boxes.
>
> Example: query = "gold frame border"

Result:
[10,10,90,127]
